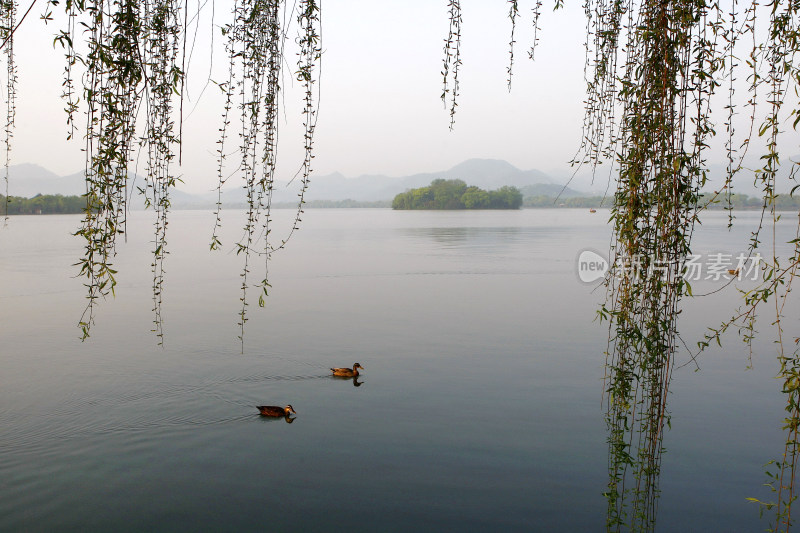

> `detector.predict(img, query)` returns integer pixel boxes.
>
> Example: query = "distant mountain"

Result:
[3,159,581,206]
[4,164,165,209]
[4,164,84,197]
[183,158,561,206]
[8,156,799,205]
[702,156,800,196]
[441,159,554,189]
[560,155,800,197]
[519,183,585,198]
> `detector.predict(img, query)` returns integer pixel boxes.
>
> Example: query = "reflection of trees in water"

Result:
[405,226,568,253]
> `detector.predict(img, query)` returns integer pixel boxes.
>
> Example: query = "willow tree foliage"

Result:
[209,0,320,343]
[575,0,799,530]
[0,0,14,222]
[442,1,800,531]
[0,0,799,530]
[22,0,319,345]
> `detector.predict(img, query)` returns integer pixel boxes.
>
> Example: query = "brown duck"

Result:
[331,363,364,377]
[257,404,296,417]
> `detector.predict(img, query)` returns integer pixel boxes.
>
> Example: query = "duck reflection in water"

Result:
[257,404,297,422]
[332,374,363,387]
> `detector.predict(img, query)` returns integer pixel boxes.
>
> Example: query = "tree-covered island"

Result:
[391,179,522,210]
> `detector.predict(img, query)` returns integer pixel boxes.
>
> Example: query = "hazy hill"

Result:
[4,164,192,208]
[311,158,555,201]
[7,156,799,205]
[560,155,800,197]
[519,183,584,198]
[192,158,560,206]
[5,163,84,197]
[3,159,562,204]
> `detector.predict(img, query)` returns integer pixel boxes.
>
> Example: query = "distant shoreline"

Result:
[4,192,800,214]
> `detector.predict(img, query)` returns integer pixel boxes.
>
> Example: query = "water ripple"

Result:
[0,361,332,454]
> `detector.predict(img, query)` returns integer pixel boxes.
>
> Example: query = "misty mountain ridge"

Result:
[6,156,799,206]
[2,159,563,204]
[4,163,85,197]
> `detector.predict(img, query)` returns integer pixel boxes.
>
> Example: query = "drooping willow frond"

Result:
[506,0,518,90]
[56,0,183,343]
[69,0,148,340]
[212,0,320,346]
[0,0,14,222]
[572,0,800,529]
[41,0,319,345]
[528,0,543,61]
[442,0,461,130]
[140,0,183,345]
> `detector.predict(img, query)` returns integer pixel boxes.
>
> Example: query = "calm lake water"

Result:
[0,208,796,531]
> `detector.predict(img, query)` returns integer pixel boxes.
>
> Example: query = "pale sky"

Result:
[11,1,588,194]
[11,1,791,195]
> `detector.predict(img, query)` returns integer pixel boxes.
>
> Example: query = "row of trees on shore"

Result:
[6,190,800,215]
[1,194,86,215]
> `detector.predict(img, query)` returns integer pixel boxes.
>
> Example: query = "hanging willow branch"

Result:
[527,0,543,61]
[56,0,182,342]
[698,2,800,530]
[596,2,721,527]
[212,0,320,346]
[40,0,320,344]
[0,0,14,222]
[506,0,518,90]
[69,0,146,340]
[442,0,461,130]
[140,0,182,345]
[571,0,800,529]
[427,0,797,530]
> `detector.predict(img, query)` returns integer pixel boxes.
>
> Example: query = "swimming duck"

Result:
[257,404,296,417]
[331,363,364,377]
